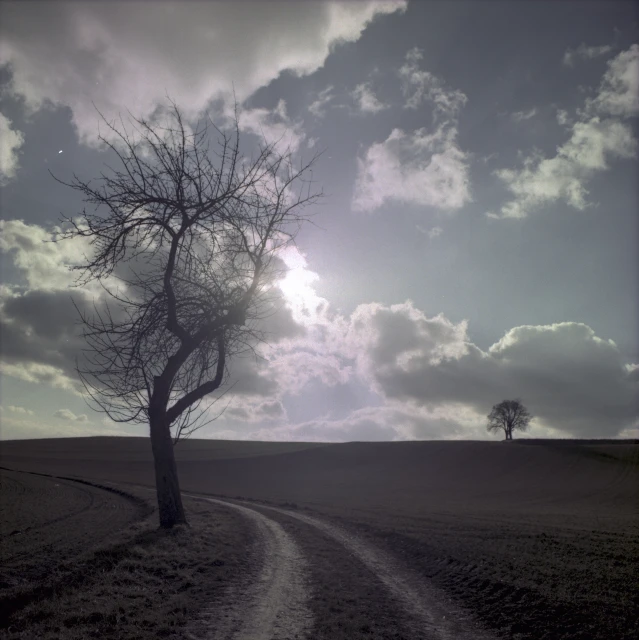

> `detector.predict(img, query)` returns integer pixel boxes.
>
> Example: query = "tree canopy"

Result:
[54,102,321,526]
[487,399,532,441]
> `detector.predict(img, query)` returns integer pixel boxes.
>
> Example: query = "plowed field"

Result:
[1,469,145,590]
[2,437,638,639]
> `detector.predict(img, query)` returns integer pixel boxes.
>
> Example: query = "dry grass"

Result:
[0,477,252,639]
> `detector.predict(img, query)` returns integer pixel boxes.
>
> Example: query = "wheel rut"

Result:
[261,503,496,640]
[185,496,312,640]
[188,494,496,640]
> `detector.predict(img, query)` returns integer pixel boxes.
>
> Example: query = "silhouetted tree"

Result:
[487,399,532,441]
[54,102,321,527]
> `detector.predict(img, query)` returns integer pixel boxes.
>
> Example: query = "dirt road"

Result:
[185,494,495,640]
[185,497,312,640]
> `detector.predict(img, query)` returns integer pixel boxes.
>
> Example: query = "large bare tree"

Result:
[54,103,321,527]
[487,399,532,441]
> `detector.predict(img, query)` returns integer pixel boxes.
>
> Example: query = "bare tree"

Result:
[487,399,532,441]
[53,102,321,527]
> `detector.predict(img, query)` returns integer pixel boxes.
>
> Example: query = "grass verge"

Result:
[1,490,251,639]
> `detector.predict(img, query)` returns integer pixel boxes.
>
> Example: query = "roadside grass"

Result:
[1,495,252,640]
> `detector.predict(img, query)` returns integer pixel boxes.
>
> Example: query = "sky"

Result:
[0,0,638,442]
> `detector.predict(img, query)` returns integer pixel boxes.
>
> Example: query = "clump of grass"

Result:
[1,498,252,639]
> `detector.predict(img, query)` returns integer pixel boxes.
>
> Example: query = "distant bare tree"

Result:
[487,399,532,441]
[53,102,321,527]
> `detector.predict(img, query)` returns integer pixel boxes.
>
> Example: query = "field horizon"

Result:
[2,435,638,639]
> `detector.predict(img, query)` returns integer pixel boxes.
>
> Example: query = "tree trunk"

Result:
[149,413,187,528]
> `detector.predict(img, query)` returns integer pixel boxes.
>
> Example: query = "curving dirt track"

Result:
[185,496,312,640]
[263,503,494,640]
[0,468,144,589]
[182,493,494,640]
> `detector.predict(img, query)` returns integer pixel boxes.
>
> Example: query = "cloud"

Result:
[3,215,636,441]
[345,301,638,438]
[416,225,443,239]
[308,85,335,118]
[556,109,572,126]
[583,43,639,117]
[0,219,127,395]
[0,1,406,146]
[6,405,34,416]
[352,124,471,212]
[0,219,97,292]
[493,117,636,218]
[0,361,81,393]
[0,112,25,184]
[352,48,470,214]
[511,108,537,122]
[399,47,467,117]
[225,398,287,424]
[249,406,399,442]
[351,82,387,113]
[54,408,89,422]
[563,43,613,67]
[493,45,638,219]
[233,99,305,153]
[0,412,129,440]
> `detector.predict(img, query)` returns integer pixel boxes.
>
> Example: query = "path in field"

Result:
[185,496,312,640]
[261,503,496,640]
[187,495,495,640]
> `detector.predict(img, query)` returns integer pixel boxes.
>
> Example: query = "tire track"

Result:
[185,496,312,640]
[233,500,496,640]
[106,484,496,639]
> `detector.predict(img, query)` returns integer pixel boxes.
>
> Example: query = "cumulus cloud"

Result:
[351,82,387,113]
[492,45,639,219]
[345,301,638,438]
[220,257,638,440]
[0,112,24,184]
[0,219,124,394]
[54,408,89,422]
[3,213,636,441]
[0,219,307,404]
[352,124,471,212]
[492,117,636,218]
[352,48,470,214]
[583,44,639,117]
[399,47,468,117]
[0,219,96,292]
[0,1,406,145]
[563,43,613,67]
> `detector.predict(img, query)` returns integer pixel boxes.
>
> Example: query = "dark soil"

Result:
[2,437,637,639]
